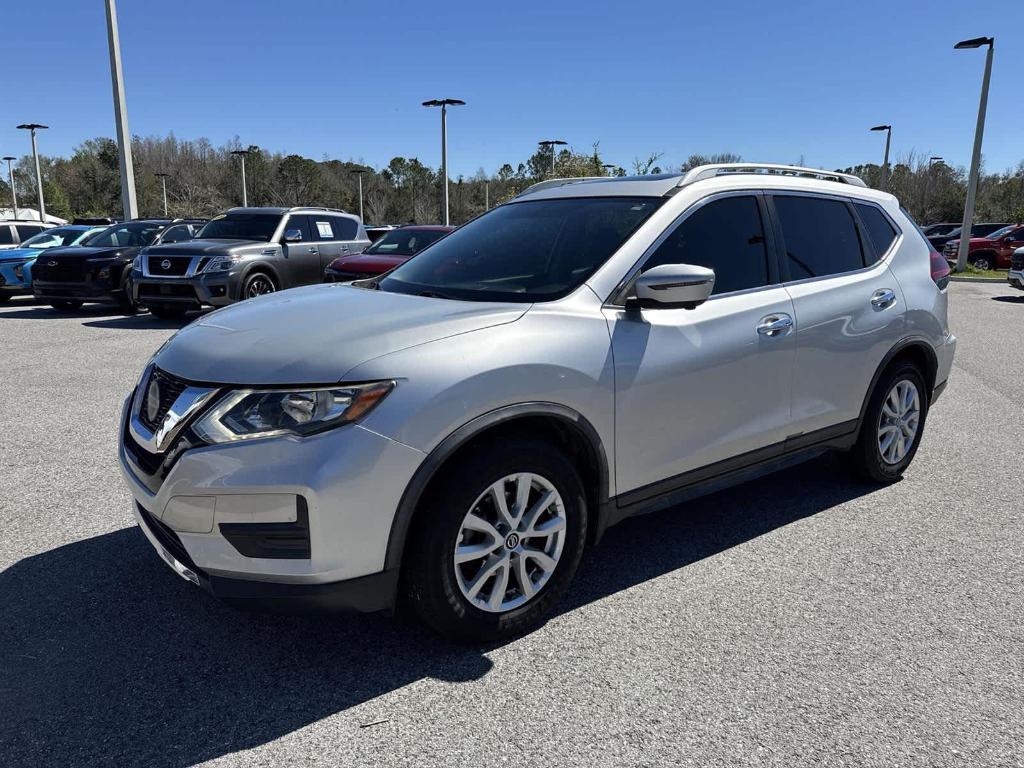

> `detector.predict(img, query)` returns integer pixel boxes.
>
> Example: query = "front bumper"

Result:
[33,279,123,304]
[118,394,426,610]
[0,260,32,295]
[1007,269,1024,290]
[133,271,236,308]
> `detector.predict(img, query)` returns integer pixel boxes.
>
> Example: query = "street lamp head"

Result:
[2,156,15,162]
[154,171,170,178]
[870,125,891,132]
[230,149,250,157]
[349,167,370,175]
[16,123,48,131]
[954,36,994,49]
[929,156,943,163]
[422,99,466,107]
[539,139,568,147]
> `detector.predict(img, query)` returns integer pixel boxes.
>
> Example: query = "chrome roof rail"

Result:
[678,163,867,188]
[515,176,608,198]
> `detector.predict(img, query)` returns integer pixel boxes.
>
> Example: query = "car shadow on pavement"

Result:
[1,454,874,766]
[83,312,203,330]
[991,294,1024,304]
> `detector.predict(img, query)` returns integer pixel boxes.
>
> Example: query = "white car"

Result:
[0,219,52,250]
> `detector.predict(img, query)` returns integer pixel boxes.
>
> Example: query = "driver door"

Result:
[604,193,795,499]
[280,215,320,286]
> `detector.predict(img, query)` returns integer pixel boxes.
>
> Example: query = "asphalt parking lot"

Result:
[2,282,1022,767]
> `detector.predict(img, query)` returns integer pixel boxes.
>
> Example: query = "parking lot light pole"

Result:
[154,172,170,216]
[422,99,465,226]
[954,36,994,273]
[230,149,250,207]
[16,124,47,222]
[350,168,369,222]
[870,125,892,191]
[538,140,567,176]
[2,156,17,219]
[105,0,138,221]
[923,156,943,219]
[485,180,489,210]
[602,163,616,176]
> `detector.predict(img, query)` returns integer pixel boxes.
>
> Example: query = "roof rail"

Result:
[515,176,607,198]
[292,205,349,214]
[679,163,867,188]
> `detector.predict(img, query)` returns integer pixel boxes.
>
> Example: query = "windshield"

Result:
[21,227,100,249]
[197,213,281,241]
[364,228,449,257]
[983,225,1016,240]
[378,197,663,302]
[82,222,164,248]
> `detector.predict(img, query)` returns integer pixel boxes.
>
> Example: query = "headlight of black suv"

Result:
[192,381,394,444]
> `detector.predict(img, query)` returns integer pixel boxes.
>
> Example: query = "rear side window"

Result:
[855,203,898,263]
[0,226,14,245]
[329,216,358,240]
[774,196,863,279]
[16,225,44,240]
[642,195,769,295]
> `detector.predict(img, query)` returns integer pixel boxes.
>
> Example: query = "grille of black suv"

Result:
[40,259,85,282]
[148,255,191,276]
[138,368,189,432]
[1011,252,1024,271]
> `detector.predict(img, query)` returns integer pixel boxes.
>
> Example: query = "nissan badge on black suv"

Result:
[32,219,205,313]
[132,207,369,319]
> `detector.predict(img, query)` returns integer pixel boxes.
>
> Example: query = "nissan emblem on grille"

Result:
[161,259,172,270]
[48,260,57,266]
[146,378,161,423]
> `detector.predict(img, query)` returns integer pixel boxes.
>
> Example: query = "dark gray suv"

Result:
[132,207,369,319]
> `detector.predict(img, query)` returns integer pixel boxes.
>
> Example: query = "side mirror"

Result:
[283,228,303,243]
[631,263,715,310]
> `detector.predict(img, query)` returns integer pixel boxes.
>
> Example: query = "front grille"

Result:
[148,255,192,276]
[943,242,958,256]
[40,260,85,281]
[1011,253,1024,271]
[138,368,189,432]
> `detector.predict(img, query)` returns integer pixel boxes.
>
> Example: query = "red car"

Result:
[324,225,454,281]
[943,224,1024,270]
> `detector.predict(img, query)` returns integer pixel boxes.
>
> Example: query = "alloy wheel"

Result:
[877,379,921,465]
[246,276,275,298]
[453,473,567,613]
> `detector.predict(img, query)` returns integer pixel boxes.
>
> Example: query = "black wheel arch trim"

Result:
[856,336,939,432]
[383,402,611,572]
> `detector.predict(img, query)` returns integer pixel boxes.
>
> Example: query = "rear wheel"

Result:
[848,362,928,483]
[403,438,587,642]
[148,305,187,320]
[50,300,83,311]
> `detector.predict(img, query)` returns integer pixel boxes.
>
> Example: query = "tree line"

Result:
[2,133,1023,226]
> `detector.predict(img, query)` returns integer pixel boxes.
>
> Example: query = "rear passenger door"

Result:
[279,215,320,286]
[770,194,906,439]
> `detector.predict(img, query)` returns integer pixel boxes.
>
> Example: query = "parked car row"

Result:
[927,221,1010,254]
[942,223,1024,271]
[0,207,454,317]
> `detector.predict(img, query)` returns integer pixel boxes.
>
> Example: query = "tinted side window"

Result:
[16,225,44,240]
[159,224,192,244]
[855,203,898,263]
[284,215,313,241]
[329,216,358,240]
[0,226,13,245]
[775,196,863,279]
[642,195,769,295]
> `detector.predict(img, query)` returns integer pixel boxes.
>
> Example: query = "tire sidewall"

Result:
[243,272,275,300]
[860,363,929,482]
[409,439,587,641]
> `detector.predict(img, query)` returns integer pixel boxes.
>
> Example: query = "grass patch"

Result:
[953,264,1006,279]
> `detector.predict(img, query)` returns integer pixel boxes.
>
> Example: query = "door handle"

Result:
[756,314,793,337]
[870,288,897,309]
[307,247,319,254]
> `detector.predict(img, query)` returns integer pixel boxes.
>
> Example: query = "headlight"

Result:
[205,256,239,272]
[13,263,26,279]
[98,266,111,279]
[132,255,142,271]
[192,381,394,444]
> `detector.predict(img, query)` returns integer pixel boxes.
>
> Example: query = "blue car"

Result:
[0,224,106,302]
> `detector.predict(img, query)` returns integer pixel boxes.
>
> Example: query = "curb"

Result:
[949,276,1008,284]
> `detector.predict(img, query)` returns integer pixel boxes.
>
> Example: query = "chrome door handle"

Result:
[756,314,793,337]
[871,288,896,309]
[307,247,319,254]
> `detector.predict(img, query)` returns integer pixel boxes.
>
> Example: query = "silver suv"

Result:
[119,163,956,641]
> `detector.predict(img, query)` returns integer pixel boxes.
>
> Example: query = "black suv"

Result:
[32,219,204,312]
[131,207,369,319]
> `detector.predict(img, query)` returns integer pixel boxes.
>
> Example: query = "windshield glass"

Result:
[378,197,663,302]
[197,213,280,241]
[983,225,1016,240]
[82,222,163,248]
[21,227,98,249]
[365,228,449,257]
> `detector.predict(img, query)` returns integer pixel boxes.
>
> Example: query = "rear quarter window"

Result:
[855,203,898,263]
[329,217,358,240]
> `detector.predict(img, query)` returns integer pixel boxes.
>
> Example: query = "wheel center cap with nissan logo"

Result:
[161,259,172,270]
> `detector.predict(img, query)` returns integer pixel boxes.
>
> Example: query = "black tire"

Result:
[117,269,139,314]
[242,271,276,300]
[969,252,995,271]
[148,304,187,320]
[0,294,11,303]
[403,437,588,643]
[50,300,83,311]
[847,362,929,483]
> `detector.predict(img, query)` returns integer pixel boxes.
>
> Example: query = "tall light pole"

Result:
[105,0,138,220]
[350,167,369,222]
[230,149,250,207]
[2,156,17,219]
[538,140,567,176]
[870,124,892,191]
[16,124,47,221]
[954,36,994,273]
[422,98,465,226]
[485,180,489,211]
[154,172,170,216]
[922,156,943,221]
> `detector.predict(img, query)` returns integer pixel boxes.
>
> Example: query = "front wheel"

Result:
[970,253,995,271]
[847,362,928,483]
[404,438,587,642]
[243,272,276,299]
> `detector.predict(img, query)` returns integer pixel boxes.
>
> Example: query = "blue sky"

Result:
[4,0,1022,177]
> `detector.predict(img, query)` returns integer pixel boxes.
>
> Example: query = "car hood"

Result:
[40,245,128,261]
[0,247,43,262]
[154,284,530,384]
[146,239,269,256]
